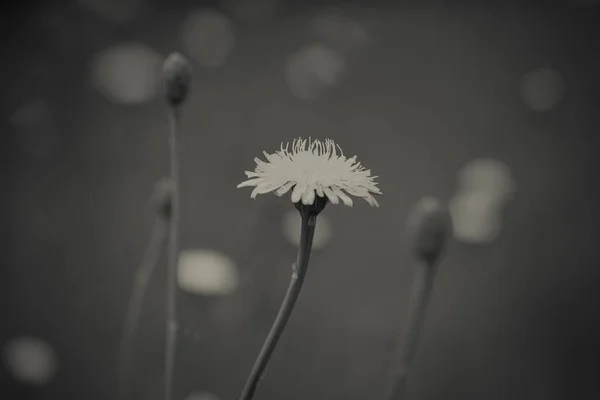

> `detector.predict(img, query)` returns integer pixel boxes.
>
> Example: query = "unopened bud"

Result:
[407,196,452,263]
[151,178,174,218]
[162,53,192,107]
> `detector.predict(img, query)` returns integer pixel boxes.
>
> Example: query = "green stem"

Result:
[387,259,438,400]
[165,107,181,400]
[238,213,318,400]
[118,217,167,400]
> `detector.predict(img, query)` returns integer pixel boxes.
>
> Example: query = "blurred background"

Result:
[2,0,600,399]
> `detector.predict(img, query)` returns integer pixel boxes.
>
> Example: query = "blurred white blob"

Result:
[177,249,240,295]
[181,10,235,67]
[310,8,368,53]
[220,0,282,22]
[91,43,163,105]
[457,158,515,201]
[3,337,58,385]
[10,100,59,162]
[185,392,220,400]
[450,158,515,244]
[520,68,564,112]
[449,192,503,244]
[285,44,345,100]
[78,0,142,23]
[281,210,333,250]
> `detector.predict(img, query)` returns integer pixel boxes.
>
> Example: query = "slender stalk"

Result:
[164,107,181,400]
[238,213,318,400]
[387,259,438,400]
[118,217,168,400]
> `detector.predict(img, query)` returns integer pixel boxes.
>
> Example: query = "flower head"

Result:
[237,138,381,207]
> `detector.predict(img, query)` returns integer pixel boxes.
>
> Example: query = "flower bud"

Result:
[150,178,174,218]
[162,53,192,107]
[407,196,452,263]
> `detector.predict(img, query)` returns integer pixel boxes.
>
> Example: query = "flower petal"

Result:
[291,182,307,203]
[369,186,382,195]
[254,157,274,172]
[332,186,353,207]
[301,187,316,205]
[263,151,280,164]
[322,186,339,204]
[237,178,263,188]
[274,181,295,197]
[364,193,379,207]
[250,182,282,198]
[315,183,325,197]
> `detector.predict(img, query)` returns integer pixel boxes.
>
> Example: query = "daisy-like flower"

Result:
[237,138,382,207]
[236,138,381,400]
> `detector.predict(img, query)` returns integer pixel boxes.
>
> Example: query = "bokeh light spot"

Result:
[520,68,564,112]
[282,210,333,250]
[451,158,515,244]
[449,192,503,244]
[177,249,240,295]
[3,337,59,385]
[285,44,345,100]
[91,43,163,105]
[181,10,235,67]
[457,158,515,201]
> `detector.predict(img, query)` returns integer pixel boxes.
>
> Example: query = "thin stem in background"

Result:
[238,213,318,400]
[165,107,181,400]
[387,259,438,400]
[118,217,168,400]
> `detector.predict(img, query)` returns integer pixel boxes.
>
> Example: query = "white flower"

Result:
[237,138,381,207]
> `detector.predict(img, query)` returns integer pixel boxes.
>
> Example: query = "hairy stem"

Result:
[118,217,168,400]
[165,107,181,400]
[238,213,318,400]
[387,259,438,400]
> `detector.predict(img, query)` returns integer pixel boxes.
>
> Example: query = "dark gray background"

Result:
[2,1,600,399]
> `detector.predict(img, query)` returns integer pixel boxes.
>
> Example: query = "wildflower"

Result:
[237,138,381,400]
[237,138,381,208]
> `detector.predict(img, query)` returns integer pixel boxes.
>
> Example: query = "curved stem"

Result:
[165,107,181,400]
[118,217,168,400]
[387,259,438,400]
[238,213,318,400]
